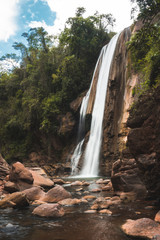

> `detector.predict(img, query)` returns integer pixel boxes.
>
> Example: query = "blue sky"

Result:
[0,0,135,60]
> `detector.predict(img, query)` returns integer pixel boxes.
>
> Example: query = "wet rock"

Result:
[119,191,137,202]
[71,181,83,186]
[99,209,112,215]
[75,188,83,192]
[91,204,99,210]
[0,192,29,209]
[101,181,113,191]
[82,181,90,186]
[111,196,120,201]
[58,198,81,206]
[32,203,65,218]
[96,179,110,184]
[111,158,147,199]
[122,218,160,239]
[91,188,101,193]
[155,211,160,223]
[0,154,10,180]
[23,186,45,201]
[30,169,54,188]
[83,195,96,200]
[40,185,71,203]
[92,196,121,210]
[127,87,160,197]
[84,210,97,214]
[3,181,19,193]
[9,162,33,184]
[53,178,65,185]
[32,200,46,206]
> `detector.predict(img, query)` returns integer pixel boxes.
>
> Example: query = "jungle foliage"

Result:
[128,0,160,92]
[0,8,115,160]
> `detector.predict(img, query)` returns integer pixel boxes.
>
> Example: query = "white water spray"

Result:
[71,32,121,177]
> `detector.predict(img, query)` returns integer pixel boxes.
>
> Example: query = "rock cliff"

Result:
[127,86,160,198]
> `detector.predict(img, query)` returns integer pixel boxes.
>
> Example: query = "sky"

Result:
[0,0,135,59]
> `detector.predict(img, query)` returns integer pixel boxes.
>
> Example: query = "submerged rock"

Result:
[32,203,65,218]
[122,218,160,239]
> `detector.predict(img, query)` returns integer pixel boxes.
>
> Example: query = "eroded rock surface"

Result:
[40,185,71,203]
[9,162,33,184]
[127,86,160,197]
[32,203,65,218]
[122,218,160,239]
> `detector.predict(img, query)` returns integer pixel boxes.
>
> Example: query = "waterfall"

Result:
[71,32,121,177]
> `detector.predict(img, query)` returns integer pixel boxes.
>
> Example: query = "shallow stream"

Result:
[0,178,157,240]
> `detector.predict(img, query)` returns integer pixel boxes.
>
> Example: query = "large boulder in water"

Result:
[40,185,71,203]
[32,203,65,218]
[23,186,45,201]
[121,218,160,239]
[9,162,33,184]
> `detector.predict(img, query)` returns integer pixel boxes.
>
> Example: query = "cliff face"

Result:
[127,86,160,197]
[100,27,137,173]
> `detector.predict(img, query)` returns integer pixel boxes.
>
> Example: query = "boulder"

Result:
[121,218,160,239]
[0,192,29,209]
[9,162,33,184]
[155,211,160,223]
[83,195,96,200]
[30,169,54,188]
[84,210,97,214]
[32,203,65,218]
[58,198,81,206]
[111,158,147,199]
[91,188,101,193]
[96,178,110,184]
[0,154,10,180]
[99,209,112,215]
[53,178,66,185]
[3,181,19,193]
[23,186,45,201]
[40,185,71,203]
[71,181,83,186]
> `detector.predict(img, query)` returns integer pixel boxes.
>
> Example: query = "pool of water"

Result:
[0,178,157,240]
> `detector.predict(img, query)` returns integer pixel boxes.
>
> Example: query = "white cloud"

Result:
[43,0,133,34]
[0,0,20,42]
[0,59,20,73]
[29,20,56,36]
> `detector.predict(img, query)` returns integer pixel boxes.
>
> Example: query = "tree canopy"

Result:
[0,8,115,161]
[128,0,160,91]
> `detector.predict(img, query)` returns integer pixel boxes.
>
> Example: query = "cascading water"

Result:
[71,32,121,177]
[71,51,104,175]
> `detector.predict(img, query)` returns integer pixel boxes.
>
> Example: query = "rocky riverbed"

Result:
[0,157,160,240]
